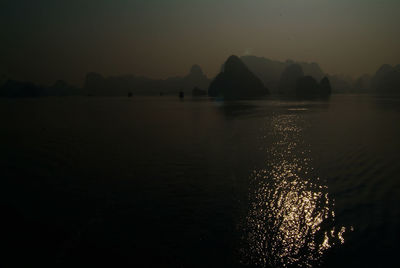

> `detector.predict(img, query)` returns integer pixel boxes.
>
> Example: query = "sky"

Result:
[1,0,400,86]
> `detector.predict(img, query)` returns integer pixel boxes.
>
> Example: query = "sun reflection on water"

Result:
[242,114,348,267]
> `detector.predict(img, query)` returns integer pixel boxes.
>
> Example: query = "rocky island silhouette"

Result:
[1,55,400,98]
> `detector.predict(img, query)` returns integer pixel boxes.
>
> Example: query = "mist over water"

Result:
[1,95,400,267]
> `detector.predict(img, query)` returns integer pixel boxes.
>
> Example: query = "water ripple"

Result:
[242,113,349,267]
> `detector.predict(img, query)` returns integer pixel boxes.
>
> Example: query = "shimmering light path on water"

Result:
[243,112,351,267]
[1,96,399,267]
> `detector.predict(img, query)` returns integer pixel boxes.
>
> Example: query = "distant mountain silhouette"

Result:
[320,77,332,96]
[184,65,209,90]
[85,73,111,96]
[296,76,319,97]
[353,74,372,93]
[278,64,304,95]
[240,55,325,93]
[299,61,325,81]
[239,56,286,93]
[0,65,210,97]
[46,80,83,96]
[0,80,44,98]
[295,76,332,98]
[324,74,352,93]
[208,55,269,99]
[4,57,400,97]
[85,65,210,96]
[371,64,400,94]
[0,79,84,98]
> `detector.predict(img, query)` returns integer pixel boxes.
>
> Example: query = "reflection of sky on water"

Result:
[243,113,349,267]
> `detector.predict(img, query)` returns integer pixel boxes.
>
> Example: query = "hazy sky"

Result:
[1,0,400,86]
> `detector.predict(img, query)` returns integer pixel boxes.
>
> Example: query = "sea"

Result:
[1,95,399,267]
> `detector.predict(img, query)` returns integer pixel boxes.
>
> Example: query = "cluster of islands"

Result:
[1,55,400,99]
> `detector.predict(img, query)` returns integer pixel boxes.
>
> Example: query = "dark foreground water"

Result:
[1,95,400,267]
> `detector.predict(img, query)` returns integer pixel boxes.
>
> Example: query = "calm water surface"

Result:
[1,95,399,267]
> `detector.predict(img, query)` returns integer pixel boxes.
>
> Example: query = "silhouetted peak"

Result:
[295,76,332,98]
[240,56,326,93]
[187,65,207,80]
[300,62,325,80]
[208,55,268,98]
[240,55,283,68]
[279,64,304,94]
[376,64,394,75]
[190,64,203,76]
[183,64,210,91]
[224,55,249,75]
[226,55,241,64]
[372,64,400,94]
[320,77,331,86]
[320,77,332,95]
[296,76,319,97]
[241,55,264,61]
